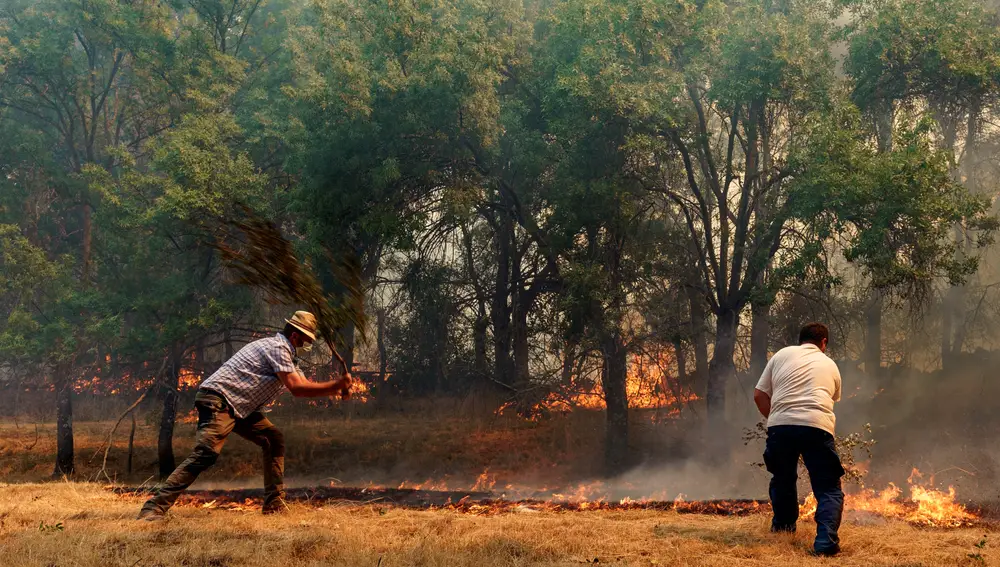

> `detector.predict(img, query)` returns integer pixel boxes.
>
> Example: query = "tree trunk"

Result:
[336,322,356,374]
[864,103,891,376]
[951,285,969,363]
[224,328,234,360]
[82,203,92,285]
[512,295,530,387]
[158,350,181,480]
[195,338,205,378]
[561,339,577,386]
[473,307,489,379]
[941,286,955,370]
[673,337,688,391]
[750,302,770,381]
[491,212,514,386]
[687,287,710,399]
[864,293,882,376]
[707,308,738,421]
[377,308,388,382]
[460,223,491,382]
[601,333,629,474]
[942,102,980,371]
[52,367,75,477]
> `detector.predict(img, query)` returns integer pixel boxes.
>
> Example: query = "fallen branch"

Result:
[127,412,136,475]
[18,424,40,450]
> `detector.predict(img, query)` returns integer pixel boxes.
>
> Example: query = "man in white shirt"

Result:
[754,322,845,557]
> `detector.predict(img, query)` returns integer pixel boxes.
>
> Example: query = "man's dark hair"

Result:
[799,322,829,346]
[282,323,299,338]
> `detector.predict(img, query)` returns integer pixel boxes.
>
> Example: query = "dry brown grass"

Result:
[0,483,996,567]
[0,410,612,486]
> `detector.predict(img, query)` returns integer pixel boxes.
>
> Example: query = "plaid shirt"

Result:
[200,333,297,418]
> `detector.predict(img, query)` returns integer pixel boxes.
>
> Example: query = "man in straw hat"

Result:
[137,311,352,520]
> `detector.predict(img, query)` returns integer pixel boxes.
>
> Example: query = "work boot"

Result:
[136,507,166,522]
[262,497,290,515]
[770,524,796,534]
[811,544,840,557]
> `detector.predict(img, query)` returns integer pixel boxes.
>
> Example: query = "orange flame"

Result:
[498,351,698,419]
[471,469,497,492]
[799,468,974,527]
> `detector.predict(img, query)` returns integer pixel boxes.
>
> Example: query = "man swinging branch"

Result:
[137,311,352,520]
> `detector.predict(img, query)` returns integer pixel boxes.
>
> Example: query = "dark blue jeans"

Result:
[764,425,845,553]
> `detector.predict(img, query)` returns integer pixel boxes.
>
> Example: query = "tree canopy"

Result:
[1,0,998,474]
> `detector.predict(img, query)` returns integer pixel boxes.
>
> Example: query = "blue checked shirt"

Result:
[200,333,297,418]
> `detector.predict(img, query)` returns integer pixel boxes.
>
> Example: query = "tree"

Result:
[0,226,78,473]
[282,0,525,374]
[86,112,266,479]
[792,108,998,334]
[0,0,177,474]
[614,0,838,422]
[843,0,1000,372]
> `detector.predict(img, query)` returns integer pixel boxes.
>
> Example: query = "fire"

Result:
[348,378,372,402]
[908,483,973,527]
[800,492,817,517]
[497,350,699,418]
[178,367,202,390]
[471,469,497,492]
[132,467,974,527]
[799,468,974,527]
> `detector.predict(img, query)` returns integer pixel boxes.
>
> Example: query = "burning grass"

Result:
[798,468,978,528]
[1,482,997,567]
[104,464,980,530]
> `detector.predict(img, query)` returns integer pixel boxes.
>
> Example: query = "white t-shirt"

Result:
[754,343,842,435]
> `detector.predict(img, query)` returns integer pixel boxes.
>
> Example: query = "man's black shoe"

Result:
[770,525,796,534]
[811,545,840,557]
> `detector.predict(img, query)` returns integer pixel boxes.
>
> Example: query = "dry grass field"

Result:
[0,482,996,567]
[0,411,610,485]
[4,404,999,566]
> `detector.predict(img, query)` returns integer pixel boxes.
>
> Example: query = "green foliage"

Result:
[844,0,1000,111]
[968,535,987,563]
[0,0,997,433]
[790,104,998,301]
[387,259,468,394]
[0,226,77,369]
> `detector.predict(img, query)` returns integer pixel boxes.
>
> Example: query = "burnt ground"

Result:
[115,485,768,515]
[113,485,1000,525]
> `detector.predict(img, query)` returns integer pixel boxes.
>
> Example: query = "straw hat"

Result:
[285,311,318,341]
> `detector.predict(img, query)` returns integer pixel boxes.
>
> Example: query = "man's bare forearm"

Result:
[753,388,771,418]
[290,380,345,397]
[279,371,351,398]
